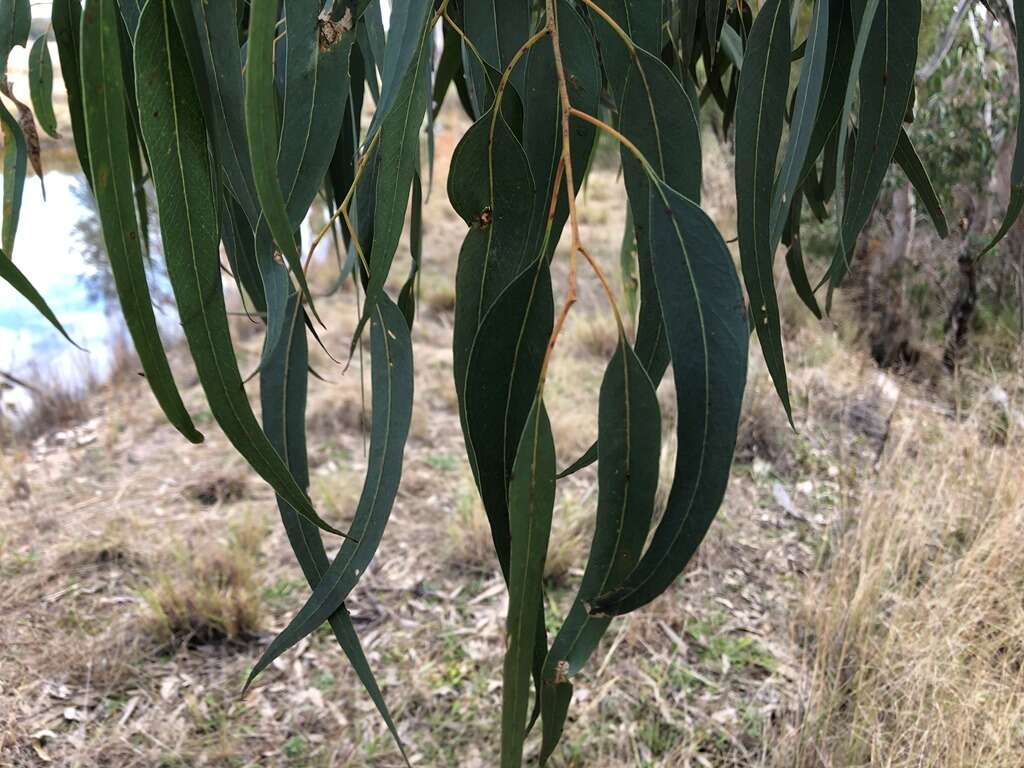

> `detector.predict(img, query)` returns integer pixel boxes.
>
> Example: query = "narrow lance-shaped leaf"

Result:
[29,34,59,138]
[593,181,748,615]
[782,190,822,319]
[540,337,661,764]
[893,127,948,239]
[351,0,433,352]
[830,0,920,289]
[244,0,319,317]
[189,0,259,224]
[0,100,25,257]
[769,0,828,251]
[0,249,78,347]
[52,0,92,185]
[244,295,414,690]
[501,396,555,768]
[81,0,202,445]
[978,0,1023,258]
[134,0,343,537]
[259,287,409,764]
[735,0,792,421]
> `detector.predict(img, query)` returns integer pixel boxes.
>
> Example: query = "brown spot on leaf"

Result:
[318,7,353,52]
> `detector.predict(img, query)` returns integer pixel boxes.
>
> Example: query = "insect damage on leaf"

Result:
[318,7,353,52]
[1,79,43,197]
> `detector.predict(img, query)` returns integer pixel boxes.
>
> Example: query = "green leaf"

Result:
[81,0,202,444]
[244,294,414,690]
[463,257,553,581]
[188,0,258,224]
[540,336,661,763]
[782,191,822,320]
[770,0,828,251]
[893,127,948,239]
[830,0,920,288]
[521,1,600,261]
[978,0,1023,258]
[134,0,342,538]
[28,34,59,138]
[52,0,92,185]
[593,181,748,615]
[0,250,78,347]
[278,0,355,227]
[352,0,433,351]
[259,289,409,765]
[244,0,318,316]
[501,396,555,768]
[735,0,792,421]
[0,0,30,71]
[0,99,25,257]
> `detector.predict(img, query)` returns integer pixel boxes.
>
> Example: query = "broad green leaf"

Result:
[259,288,409,765]
[134,0,342,537]
[735,0,792,421]
[592,181,748,615]
[830,0,920,288]
[501,396,555,768]
[52,0,92,185]
[0,249,78,347]
[244,294,414,689]
[978,0,1023,258]
[0,100,24,257]
[244,0,318,316]
[28,35,58,138]
[539,337,661,764]
[81,0,201,444]
[770,0,828,251]
[893,127,948,239]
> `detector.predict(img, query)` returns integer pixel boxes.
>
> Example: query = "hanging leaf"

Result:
[52,0,91,185]
[134,0,342,538]
[28,34,58,138]
[259,288,409,764]
[500,396,555,768]
[893,127,949,239]
[539,337,661,763]
[244,294,414,690]
[770,0,828,251]
[244,0,320,315]
[80,0,201,444]
[735,0,792,421]
[593,181,748,615]
[830,0,920,288]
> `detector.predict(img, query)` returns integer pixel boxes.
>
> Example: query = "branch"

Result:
[917,0,971,82]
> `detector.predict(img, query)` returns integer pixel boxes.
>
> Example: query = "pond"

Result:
[0,168,154,412]
[0,162,341,418]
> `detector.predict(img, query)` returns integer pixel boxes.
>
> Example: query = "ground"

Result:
[1,100,1023,768]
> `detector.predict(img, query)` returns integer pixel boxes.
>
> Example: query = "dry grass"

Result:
[142,516,266,648]
[778,393,1024,768]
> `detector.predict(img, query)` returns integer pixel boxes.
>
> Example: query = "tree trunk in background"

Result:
[867,183,919,369]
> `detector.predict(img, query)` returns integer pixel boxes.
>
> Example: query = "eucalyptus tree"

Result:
[1,0,1019,764]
